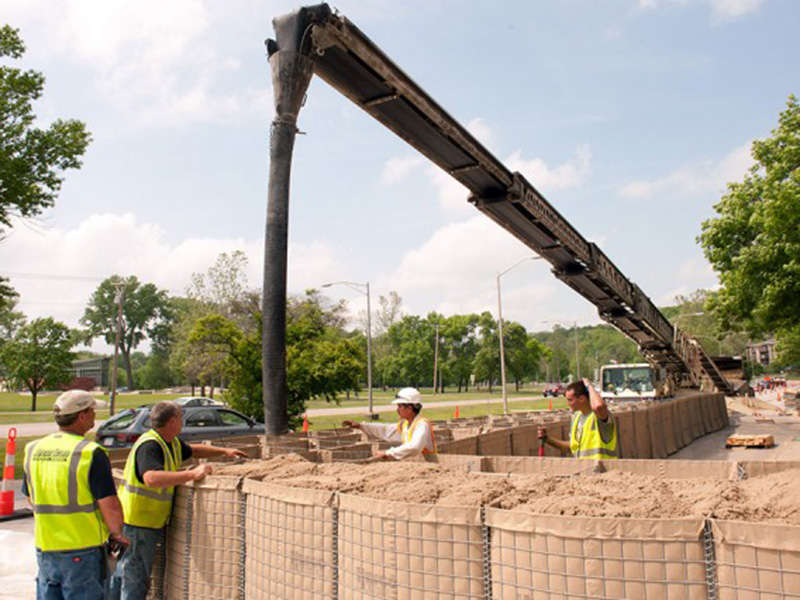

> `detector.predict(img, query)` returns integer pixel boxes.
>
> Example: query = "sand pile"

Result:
[213,455,800,524]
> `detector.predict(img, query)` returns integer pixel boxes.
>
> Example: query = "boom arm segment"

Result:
[267,4,734,395]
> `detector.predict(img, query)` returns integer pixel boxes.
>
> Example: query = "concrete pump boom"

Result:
[262,4,733,430]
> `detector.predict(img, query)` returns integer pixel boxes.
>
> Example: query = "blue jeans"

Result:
[108,525,163,600]
[36,546,107,600]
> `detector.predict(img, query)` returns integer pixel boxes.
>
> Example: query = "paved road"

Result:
[0,395,545,438]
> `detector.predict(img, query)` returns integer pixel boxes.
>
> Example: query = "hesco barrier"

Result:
[146,456,800,600]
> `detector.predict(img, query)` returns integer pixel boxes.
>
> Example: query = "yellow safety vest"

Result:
[24,432,109,551]
[569,411,618,459]
[118,430,183,529]
[397,416,437,454]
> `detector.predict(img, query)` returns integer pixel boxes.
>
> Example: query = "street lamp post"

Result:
[322,281,374,417]
[497,256,542,415]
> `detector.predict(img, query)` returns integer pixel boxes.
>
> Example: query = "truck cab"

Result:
[600,363,657,401]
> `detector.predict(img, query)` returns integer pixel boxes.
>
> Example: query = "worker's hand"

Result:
[342,420,361,430]
[225,448,248,459]
[582,377,593,390]
[191,464,212,481]
[537,426,547,441]
[368,451,391,462]
[110,531,130,548]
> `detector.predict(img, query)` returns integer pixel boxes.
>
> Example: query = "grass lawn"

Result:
[305,397,566,431]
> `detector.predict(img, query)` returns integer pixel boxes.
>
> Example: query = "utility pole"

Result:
[109,281,125,416]
[574,320,581,380]
[433,323,440,395]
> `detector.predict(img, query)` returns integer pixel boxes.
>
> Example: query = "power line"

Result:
[0,271,105,282]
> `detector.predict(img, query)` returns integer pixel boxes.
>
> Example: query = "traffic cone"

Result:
[454,406,460,419]
[302,414,309,433]
[0,428,17,517]
[548,397,553,411]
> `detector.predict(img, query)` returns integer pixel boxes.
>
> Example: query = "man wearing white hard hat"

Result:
[343,387,437,460]
[23,390,129,599]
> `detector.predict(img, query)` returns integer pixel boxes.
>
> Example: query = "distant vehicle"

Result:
[172,396,224,407]
[543,383,565,398]
[96,405,264,448]
[600,363,657,400]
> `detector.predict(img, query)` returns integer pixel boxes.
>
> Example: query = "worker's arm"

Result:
[97,495,130,545]
[189,444,247,460]
[584,377,609,421]
[345,421,402,444]
[538,427,571,454]
[142,464,212,488]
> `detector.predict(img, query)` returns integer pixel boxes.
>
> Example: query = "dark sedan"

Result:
[96,405,264,448]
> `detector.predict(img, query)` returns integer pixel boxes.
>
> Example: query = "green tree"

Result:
[473,312,499,392]
[0,317,76,410]
[189,291,362,428]
[81,276,173,390]
[377,315,434,388]
[0,284,25,349]
[441,313,480,392]
[699,95,800,361]
[1,25,91,300]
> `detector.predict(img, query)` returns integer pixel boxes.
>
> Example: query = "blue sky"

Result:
[1,0,798,346]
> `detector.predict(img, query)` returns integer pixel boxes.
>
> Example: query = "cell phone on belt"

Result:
[107,536,127,560]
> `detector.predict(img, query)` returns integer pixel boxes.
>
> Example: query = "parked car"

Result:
[96,405,264,448]
[543,383,565,398]
[172,396,224,407]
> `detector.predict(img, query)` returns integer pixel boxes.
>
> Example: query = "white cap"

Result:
[53,390,108,416]
[391,387,423,407]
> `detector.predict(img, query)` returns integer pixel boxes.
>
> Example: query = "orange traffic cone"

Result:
[548,397,553,411]
[302,414,309,433]
[0,428,17,517]
[454,406,460,419]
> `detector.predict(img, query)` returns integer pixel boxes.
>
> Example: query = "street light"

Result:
[321,281,374,417]
[497,256,543,415]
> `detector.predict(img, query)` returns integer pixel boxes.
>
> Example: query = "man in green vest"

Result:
[23,389,130,599]
[110,401,246,600]
[538,378,618,459]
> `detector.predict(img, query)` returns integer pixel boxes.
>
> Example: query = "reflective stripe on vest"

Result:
[400,416,437,454]
[25,433,108,551]
[118,430,182,529]
[569,412,618,460]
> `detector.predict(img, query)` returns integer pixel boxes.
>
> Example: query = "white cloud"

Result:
[381,156,425,185]
[618,142,752,199]
[657,253,719,305]
[634,0,764,22]
[506,144,592,193]
[3,0,272,128]
[0,213,342,331]
[380,216,598,330]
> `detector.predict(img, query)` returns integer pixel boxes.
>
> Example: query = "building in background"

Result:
[746,338,775,367]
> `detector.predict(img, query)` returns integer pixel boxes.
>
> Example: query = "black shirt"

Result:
[133,437,192,484]
[22,438,117,501]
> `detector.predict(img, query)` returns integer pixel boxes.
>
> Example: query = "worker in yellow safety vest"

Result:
[23,390,130,599]
[109,401,247,600]
[538,378,618,459]
[343,387,437,460]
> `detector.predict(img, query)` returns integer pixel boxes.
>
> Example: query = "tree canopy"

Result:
[699,95,800,364]
[0,317,76,410]
[0,25,91,232]
[81,276,173,390]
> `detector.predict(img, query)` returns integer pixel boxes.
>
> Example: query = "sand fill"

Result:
[213,455,800,524]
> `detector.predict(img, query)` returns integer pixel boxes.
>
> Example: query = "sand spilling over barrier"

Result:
[214,455,800,525]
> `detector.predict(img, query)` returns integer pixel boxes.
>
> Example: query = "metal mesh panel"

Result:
[487,511,708,600]
[713,521,800,600]
[243,480,335,599]
[337,494,485,600]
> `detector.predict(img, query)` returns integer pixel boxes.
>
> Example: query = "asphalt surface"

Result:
[0,395,543,438]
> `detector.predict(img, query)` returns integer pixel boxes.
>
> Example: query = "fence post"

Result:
[481,507,493,600]
[238,490,247,600]
[702,519,719,600]
[183,487,195,600]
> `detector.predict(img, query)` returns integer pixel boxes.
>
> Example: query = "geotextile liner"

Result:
[156,457,800,599]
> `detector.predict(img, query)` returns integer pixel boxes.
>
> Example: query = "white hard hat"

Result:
[54,390,108,415]
[391,387,423,407]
